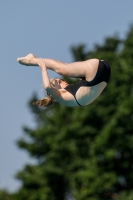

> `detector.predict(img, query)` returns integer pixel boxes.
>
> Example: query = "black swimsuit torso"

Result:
[64,60,111,106]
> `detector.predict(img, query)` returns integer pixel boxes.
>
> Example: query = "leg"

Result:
[44,59,99,79]
[17,54,98,79]
[17,53,67,74]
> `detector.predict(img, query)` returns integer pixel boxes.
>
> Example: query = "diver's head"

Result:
[50,78,69,89]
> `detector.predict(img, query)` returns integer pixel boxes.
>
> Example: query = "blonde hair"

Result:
[32,79,57,108]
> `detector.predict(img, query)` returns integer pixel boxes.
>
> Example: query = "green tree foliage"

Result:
[13,25,133,200]
[0,189,13,200]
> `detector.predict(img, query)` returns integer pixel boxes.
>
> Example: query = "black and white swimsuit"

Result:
[64,60,111,106]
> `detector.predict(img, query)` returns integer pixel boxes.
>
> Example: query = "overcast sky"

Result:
[0,1,133,192]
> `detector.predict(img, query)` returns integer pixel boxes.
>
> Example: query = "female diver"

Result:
[17,54,111,107]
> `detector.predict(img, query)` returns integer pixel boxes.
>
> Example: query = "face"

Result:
[51,79,69,89]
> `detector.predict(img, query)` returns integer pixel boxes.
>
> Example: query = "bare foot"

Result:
[17,53,38,66]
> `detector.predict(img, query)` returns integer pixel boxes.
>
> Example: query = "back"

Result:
[57,82,107,107]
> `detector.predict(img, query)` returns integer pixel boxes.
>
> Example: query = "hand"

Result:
[37,58,46,69]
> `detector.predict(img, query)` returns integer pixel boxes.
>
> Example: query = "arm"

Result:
[37,59,61,99]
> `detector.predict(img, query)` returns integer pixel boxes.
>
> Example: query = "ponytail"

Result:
[32,79,57,107]
[32,93,55,108]
[32,97,54,107]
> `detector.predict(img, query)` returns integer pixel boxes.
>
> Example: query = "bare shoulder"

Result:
[57,89,78,106]
[59,89,74,101]
[59,89,70,98]
[59,88,67,94]
[46,88,70,101]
